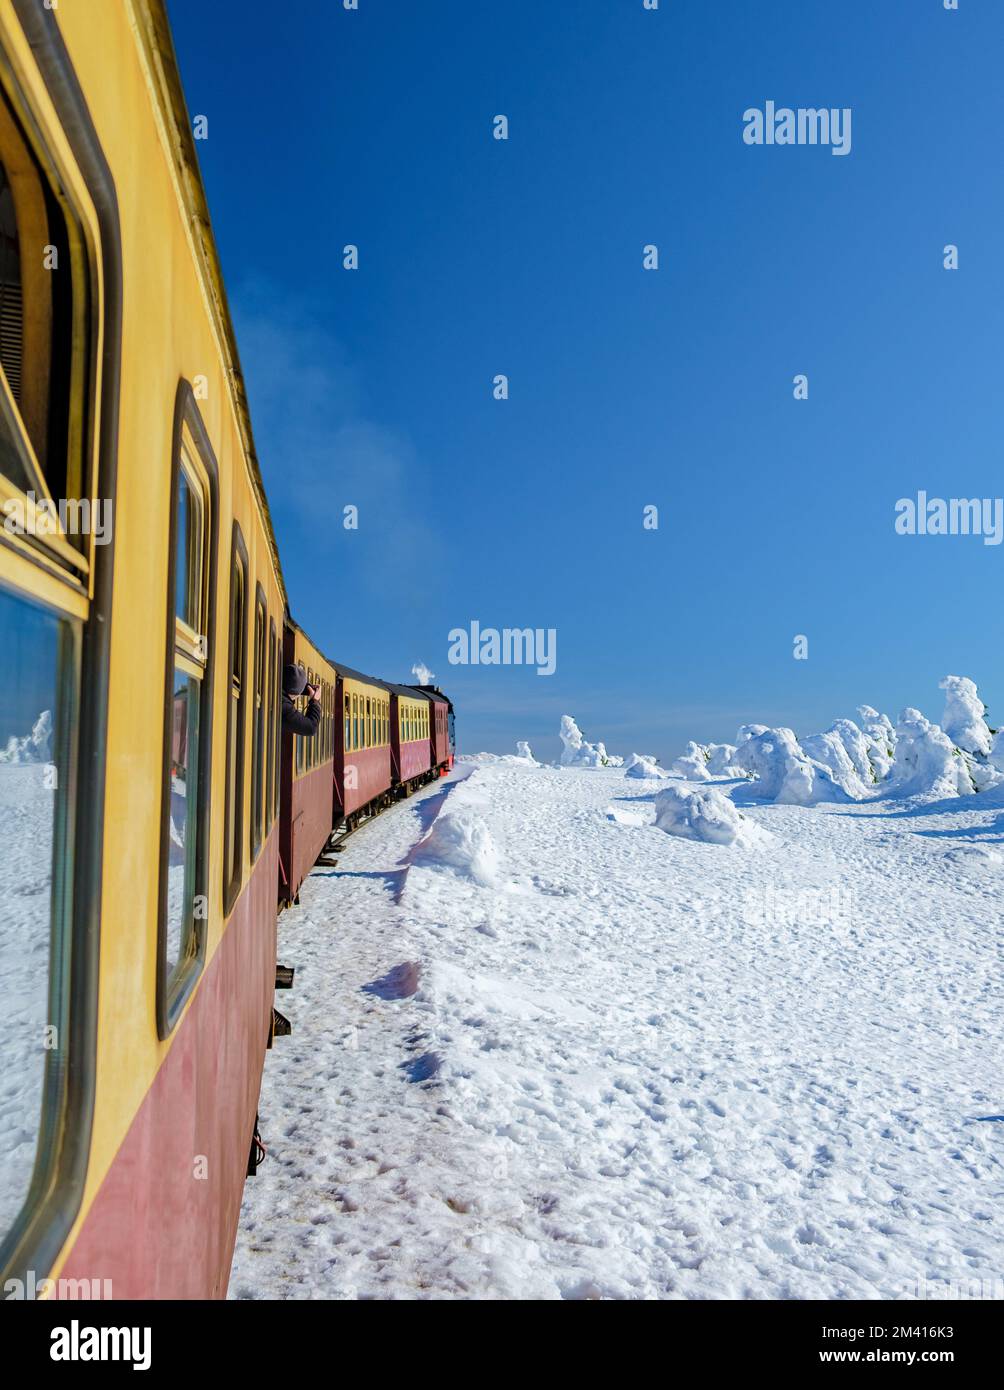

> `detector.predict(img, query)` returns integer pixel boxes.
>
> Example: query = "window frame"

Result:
[250,586,266,862]
[156,384,217,1039]
[272,626,280,821]
[265,616,276,834]
[222,522,248,917]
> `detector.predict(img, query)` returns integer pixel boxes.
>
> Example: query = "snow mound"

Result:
[559,715,621,767]
[623,753,668,780]
[653,784,769,847]
[412,808,500,886]
[457,747,538,766]
[731,727,851,805]
[670,740,711,781]
[940,675,992,757]
[0,710,52,765]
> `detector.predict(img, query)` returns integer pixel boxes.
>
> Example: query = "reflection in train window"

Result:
[0,587,74,1244]
[163,447,211,1021]
[223,528,247,913]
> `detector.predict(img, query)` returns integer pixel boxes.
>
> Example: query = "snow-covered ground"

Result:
[231,762,1003,1301]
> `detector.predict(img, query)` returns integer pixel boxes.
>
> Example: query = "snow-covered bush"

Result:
[736,723,769,746]
[939,675,992,757]
[731,727,851,805]
[653,785,745,845]
[0,710,52,765]
[624,753,668,780]
[559,715,621,767]
[828,719,876,783]
[705,743,742,776]
[670,740,711,781]
[856,705,896,781]
[989,729,1004,774]
[886,708,975,799]
[801,721,873,799]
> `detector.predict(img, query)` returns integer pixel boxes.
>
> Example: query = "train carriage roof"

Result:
[383,682,433,701]
[329,660,391,691]
[408,684,454,708]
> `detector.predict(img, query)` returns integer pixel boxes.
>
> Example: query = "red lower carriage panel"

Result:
[286,760,334,902]
[56,837,278,1300]
[399,738,431,782]
[338,744,391,818]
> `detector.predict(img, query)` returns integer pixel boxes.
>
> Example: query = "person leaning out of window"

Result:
[281,663,321,736]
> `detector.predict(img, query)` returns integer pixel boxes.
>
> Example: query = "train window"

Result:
[364,696,370,749]
[303,670,310,770]
[0,89,83,549]
[223,526,248,915]
[344,692,350,751]
[159,409,215,1038]
[265,617,276,834]
[272,631,280,821]
[250,592,265,861]
[0,590,76,1257]
[307,673,313,764]
[317,678,322,763]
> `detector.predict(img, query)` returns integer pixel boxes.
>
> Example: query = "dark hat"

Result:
[283,663,307,697]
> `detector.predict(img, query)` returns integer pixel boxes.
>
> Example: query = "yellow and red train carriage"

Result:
[332,661,393,829]
[279,619,336,908]
[0,0,456,1301]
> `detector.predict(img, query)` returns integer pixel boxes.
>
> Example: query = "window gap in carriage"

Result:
[0,89,76,511]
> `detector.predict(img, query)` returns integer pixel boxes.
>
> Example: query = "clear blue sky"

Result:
[166,0,1004,763]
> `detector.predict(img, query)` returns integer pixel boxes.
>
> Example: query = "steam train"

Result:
[0,0,452,1298]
